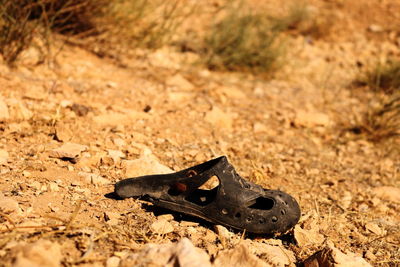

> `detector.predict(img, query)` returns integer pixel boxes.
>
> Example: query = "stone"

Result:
[151,219,174,234]
[166,74,195,91]
[303,242,372,267]
[214,243,270,267]
[12,240,62,267]
[0,193,22,215]
[49,143,87,159]
[204,106,233,130]
[253,122,268,133]
[242,239,296,267]
[295,110,332,127]
[0,149,9,165]
[107,149,125,163]
[54,124,74,142]
[372,186,400,203]
[0,96,10,121]
[23,84,47,100]
[78,172,109,185]
[294,225,324,247]
[121,238,210,267]
[106,256,121,267]
[123,152,173,177]
[104,212,121,226]
[365,222,383,235]
[217,86,247,99]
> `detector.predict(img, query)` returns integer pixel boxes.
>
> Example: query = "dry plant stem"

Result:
[66,199,83,230]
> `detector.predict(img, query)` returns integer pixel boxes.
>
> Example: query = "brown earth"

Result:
[0,0,400,266]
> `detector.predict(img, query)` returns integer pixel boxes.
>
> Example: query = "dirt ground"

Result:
[0,0,400,266]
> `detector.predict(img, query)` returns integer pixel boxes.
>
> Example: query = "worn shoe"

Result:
[115,156,300,235]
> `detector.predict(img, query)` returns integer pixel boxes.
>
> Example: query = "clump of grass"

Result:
[0,0,189,65]
[357,60,400,94]
[0,1,38,65]
[203,3,284,74]
[269,3,332,39]
[363,94,400,141]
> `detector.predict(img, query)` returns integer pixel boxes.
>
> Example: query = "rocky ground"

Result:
[0,0,400,266]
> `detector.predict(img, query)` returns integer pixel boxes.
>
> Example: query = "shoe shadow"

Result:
[104,191,297,243]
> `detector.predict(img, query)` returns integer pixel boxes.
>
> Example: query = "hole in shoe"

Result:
[248,197,275,210]
[198,175,220,190]
[185,187,218,206]
[184,175,220,206]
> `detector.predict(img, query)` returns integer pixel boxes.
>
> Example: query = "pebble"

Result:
[365,222,383,235]
[214,243,269,267]
[294,110,332,127]
[150,219,174,234]
[106,256,121,267]
[304,241,372,267]
[166,74,195,91]
[49,143,87,159]
[120,238,211,267]
[123,152,172,177]
[13,240,62,267]
[78,172,109,185]
[372,186,400,203]
[0,193,22,215]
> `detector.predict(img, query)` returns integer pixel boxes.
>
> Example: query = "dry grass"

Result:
[268,2,333,39]
[363,93,400,141]
[0,1,39,65]
[0,0,190,65]
[357,59,400,94]
[203,2,284,74]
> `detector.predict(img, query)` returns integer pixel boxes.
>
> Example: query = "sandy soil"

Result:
[0,0,399,266]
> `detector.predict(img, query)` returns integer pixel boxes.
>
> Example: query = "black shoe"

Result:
[115,156,300,235]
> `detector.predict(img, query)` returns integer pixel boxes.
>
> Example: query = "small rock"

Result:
[295,110,332,127]
[13,240,62,267]
[217,86,247,99]
[214,243,269,267]
[150,219,174,234]
[294,225,324,247]
[214,225,232,246]
[166,74,195,91]
[70,103,91,116]
[157,214,174,221]
[242,239,295,267]
[107,149,125,162]
[365,222,383,235]
[368,24,383,33]
[23,84,47,100]
[204,106,233,130]
[0,193,22,215]
[49,143,87,160]
[112,138,126,148]
[78,172,109,185]
[303,242,372,267]
[0,96,10,121]
[253,122,268,133]
[0,149,9,165]
[106,256,121,267]
[55,124,74,142]
[121,238,211,267]
[372,186,400,203]
[104,212,121,225]
[48,183,60,192]
[123,152,172,177]
[22,170,31,177]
